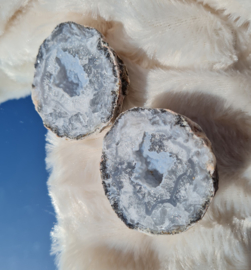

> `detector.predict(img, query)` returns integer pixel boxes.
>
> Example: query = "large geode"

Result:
[101,108,218,235]
[32,22,129,139]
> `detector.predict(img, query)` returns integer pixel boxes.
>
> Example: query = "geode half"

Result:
[32,22,129,139]
[101,108,218,235]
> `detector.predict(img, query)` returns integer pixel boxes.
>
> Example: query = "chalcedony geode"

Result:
[101,108,218,235]
[32,22,129,139]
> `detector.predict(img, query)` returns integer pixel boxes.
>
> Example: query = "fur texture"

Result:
[1,0,251,269]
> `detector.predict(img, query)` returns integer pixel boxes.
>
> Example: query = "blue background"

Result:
[0,96,56,270]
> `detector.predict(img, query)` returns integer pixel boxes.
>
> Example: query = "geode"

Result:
[32,22,129,139]
[101,108,218,235]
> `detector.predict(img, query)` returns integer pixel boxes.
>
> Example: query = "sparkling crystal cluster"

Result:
[32,22,128,139]
[101,108,218,234]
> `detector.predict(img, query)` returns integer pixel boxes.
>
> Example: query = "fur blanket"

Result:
[1,0,251,269]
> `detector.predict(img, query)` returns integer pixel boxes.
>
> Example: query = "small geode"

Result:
[32,22,129,139]
[101,108,218,235]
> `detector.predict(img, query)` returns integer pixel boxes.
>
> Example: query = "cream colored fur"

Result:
[1,0,251,269]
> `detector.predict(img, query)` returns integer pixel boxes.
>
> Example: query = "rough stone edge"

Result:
[31,21,130,140]
[100,107,218,235]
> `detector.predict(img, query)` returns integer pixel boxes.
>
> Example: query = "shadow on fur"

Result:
[80,244,160,270]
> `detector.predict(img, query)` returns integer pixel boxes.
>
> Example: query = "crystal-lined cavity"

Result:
[32,22,129,139]
[101,108,218,235]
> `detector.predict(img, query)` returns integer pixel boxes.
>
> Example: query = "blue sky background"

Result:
[0,96,56,270]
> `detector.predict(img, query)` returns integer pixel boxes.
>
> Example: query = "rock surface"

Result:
[32,22,129,139]
[101,108,218,235]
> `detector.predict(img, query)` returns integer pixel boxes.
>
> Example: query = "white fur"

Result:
[1,0,251,269]
[197,0,251,31]
[0,0,30,35]
[146,68,251,112]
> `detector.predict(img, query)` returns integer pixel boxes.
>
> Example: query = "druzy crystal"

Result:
[32,22,128,139]
[101,108,218,235]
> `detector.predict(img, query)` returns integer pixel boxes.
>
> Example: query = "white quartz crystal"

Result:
[101,108,217,235]
[32,22,127,139]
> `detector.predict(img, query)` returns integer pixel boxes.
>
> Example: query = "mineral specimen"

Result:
[32,22,129,139]
[101,108,218,235]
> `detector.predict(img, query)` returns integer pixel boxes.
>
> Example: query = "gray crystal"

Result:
[32,22,128,139]
[101,108,218,235]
